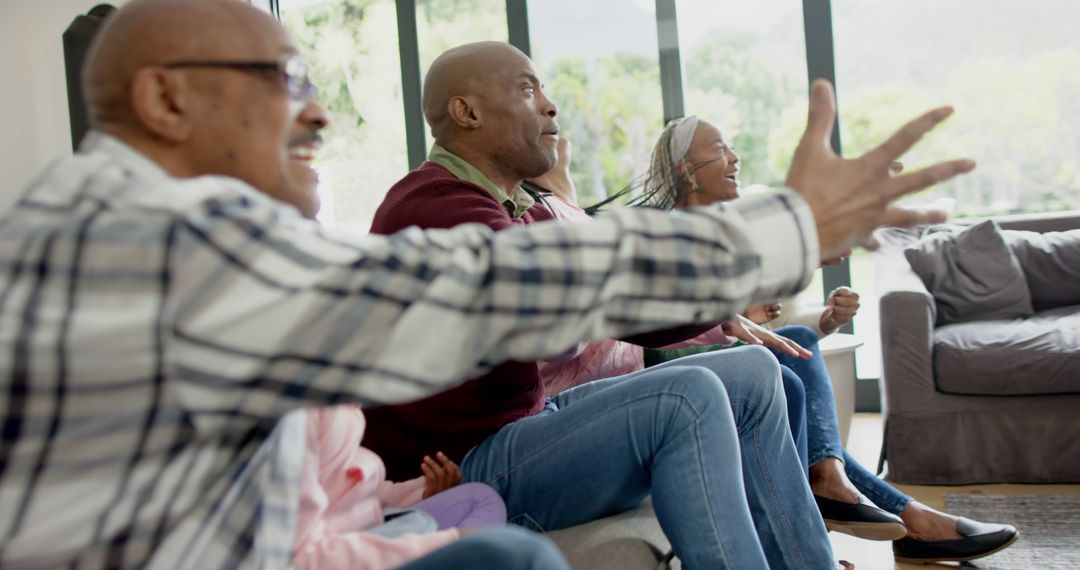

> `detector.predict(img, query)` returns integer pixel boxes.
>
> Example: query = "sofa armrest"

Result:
[875,235,938,414]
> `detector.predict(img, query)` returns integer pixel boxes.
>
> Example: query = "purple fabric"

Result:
[412,483,507,530]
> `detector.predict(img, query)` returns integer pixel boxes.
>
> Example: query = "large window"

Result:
[527,0,665,206]
[280,0,409,230]
[677,0,822,304]
[832,0,1080,377]
[678,0,809,190]
[274,0,1080,391]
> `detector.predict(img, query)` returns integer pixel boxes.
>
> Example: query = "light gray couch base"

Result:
[546,499,676,570]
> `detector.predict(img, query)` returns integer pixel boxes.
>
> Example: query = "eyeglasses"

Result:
[164,55,317,101]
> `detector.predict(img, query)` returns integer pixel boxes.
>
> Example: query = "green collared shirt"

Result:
[428,144,535,219]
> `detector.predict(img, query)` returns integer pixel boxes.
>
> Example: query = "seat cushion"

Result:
[545,499,674,570]
[934,304,1080,396]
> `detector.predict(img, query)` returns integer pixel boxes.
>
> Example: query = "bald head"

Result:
[84,0,287,130]
[80,0,328,219]
[421,42,560,188]
[422,41,533,142]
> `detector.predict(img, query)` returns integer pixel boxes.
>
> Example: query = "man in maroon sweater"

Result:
[364,41,834,569]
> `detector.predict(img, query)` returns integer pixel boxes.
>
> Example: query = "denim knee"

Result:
[776,325,819,350]
[657,365,730,408]
[779,366,806,411]
[730,344,783,403]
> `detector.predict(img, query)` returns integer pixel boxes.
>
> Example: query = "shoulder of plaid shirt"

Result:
[0,132,818,569]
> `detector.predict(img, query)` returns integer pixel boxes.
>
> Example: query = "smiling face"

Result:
[677,120,741,207]
[181,13,329,218]
[87,0,330,219]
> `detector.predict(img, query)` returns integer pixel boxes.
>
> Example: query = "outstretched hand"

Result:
[421,452,462,499]
[786,80,975,260]
[722,315,812,359]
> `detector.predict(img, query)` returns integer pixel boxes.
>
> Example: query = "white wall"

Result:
[0,0,129,209]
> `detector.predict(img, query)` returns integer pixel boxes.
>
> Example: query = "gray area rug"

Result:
[943,494,1080,569]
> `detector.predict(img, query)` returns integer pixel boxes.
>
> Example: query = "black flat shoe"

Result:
[893,517,1019,564]
[815,494,907,541]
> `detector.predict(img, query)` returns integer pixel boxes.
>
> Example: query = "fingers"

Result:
[764,330,811,359]
[882,206,949,228]
[821,249,852,267]
[802,79,838,151]
[422,455,444,480]
[736,319,764,346]
[889,161,904,175]
[784,335,813,359]
[437,451,462,486]
[883,159,976,203]
[865,106,955,168]
[420,460,437,498]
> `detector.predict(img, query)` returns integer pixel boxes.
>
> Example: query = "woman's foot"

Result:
[811,458,906,541]
[815,495,907,541]
[899,501,962,541]
[809,457,861,503]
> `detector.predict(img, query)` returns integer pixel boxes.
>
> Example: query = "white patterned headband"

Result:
[668,116,701,165]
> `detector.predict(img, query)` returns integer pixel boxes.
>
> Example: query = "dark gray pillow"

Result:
[904,220,1033,325]
[1004,229,1080,310]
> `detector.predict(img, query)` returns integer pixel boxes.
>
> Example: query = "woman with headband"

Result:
[530,117,1018,565]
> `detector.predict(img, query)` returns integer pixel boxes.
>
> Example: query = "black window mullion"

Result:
[803,0,852,331]
[506,0,531,56]
[655,0,685,124]
[396,0,426,170]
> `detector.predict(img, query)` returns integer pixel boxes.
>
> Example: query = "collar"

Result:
[427,144,534,219]
[79,131,171,184]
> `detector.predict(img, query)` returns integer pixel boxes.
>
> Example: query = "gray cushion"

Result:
[934,303,1080,396]
[1004,229,1080,310]
[904,220,1033,325]
[546,499,674,570]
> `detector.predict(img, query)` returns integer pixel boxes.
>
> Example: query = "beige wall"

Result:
[0,1,129,209]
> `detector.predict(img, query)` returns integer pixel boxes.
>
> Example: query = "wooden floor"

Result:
[830,414,1080,569]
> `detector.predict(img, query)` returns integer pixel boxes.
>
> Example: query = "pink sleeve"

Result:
[659,323,736,349]
[378,476,427,509]
[294,528,461,570]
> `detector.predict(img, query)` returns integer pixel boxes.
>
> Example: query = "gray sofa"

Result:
[876,210,1080,484]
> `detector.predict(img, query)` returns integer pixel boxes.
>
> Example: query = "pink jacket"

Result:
[540,194,733,396]
[294,406,459,569]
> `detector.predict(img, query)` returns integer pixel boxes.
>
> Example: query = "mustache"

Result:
[288,131,323,147]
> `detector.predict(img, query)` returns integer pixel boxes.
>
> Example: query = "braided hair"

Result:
[584,116,705,215]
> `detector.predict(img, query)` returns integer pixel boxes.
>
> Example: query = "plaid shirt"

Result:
[0,133,817,568]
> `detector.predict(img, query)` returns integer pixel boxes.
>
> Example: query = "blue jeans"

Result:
[460,345,833,570]
[772,326,913,516]
[395,526,569,570]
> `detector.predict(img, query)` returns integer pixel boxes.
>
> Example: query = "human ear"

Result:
[129,68,194,142]
[447,95,482,129]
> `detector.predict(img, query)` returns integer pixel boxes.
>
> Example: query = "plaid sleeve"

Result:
[168,183,818,419]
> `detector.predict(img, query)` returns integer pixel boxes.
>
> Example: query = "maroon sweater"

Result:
[364,162,712,479]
